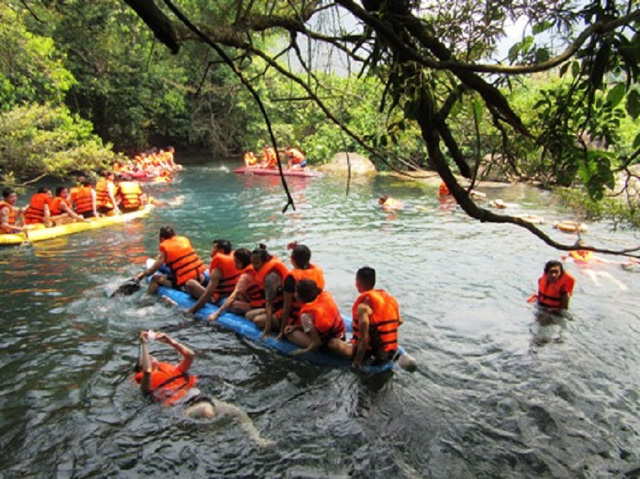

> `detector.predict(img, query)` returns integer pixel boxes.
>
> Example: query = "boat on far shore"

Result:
[233,166,323,178]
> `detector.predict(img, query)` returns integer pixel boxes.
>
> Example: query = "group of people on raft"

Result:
[0,172,148,235]
[114,147,182,181]
[134,226,402,367]
[243,145,307,170]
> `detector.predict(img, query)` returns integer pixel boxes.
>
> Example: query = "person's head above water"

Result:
[379,195,389,205]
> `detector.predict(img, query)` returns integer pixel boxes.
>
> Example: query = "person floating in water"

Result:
[134,330,273,446]
[561,240,629,290]
[378,195,405,211]
[528,260,576,311]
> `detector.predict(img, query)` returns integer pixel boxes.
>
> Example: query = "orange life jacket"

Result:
[117,181,143,210]
[439,182,451,195]
[299,290,346,340]
[25,192,50,224]
[262,147,277,168]
[95,179,115,209]
[50,197,70,216]
[71,186,94,214]
[209,252,242,301]
[241,266,265,309]
[134,362,198,406]
[251,257,289,309]
[244,152,258,167]
[536,272,576,309]
[285,265,325,324]
[569,250,593,263]
[160,235,206,287]
[0,201,16,232]
[351,289,399,354]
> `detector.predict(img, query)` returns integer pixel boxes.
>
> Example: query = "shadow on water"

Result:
[1,166,639,477]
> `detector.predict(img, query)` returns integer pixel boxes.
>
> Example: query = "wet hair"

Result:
[296,279,320,303]
[159,226,176,240]
[55,186,67,196]
[544,260,563,275]
[2,188,15,199]
[291,244,311,269]
[251,243,272,264]
[379,195,389,205]
[212,239,232,255]
[234,248,252,269]
[356,267,376,289]
[37,187,51,194]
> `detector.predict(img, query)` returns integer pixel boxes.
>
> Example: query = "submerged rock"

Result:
[317,152,377,176]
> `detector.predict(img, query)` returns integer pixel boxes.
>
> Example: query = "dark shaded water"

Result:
[1,166,639,477]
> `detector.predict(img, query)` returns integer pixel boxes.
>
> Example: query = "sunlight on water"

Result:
[0,166,639,477]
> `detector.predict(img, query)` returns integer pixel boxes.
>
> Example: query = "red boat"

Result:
[233,166,322,178]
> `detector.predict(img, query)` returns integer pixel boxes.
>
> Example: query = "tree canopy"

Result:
[120,0,639,256]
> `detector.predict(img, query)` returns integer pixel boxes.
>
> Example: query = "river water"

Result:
[1,166,639,477]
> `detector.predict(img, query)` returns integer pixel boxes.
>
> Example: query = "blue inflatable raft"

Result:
[151,282,416,375]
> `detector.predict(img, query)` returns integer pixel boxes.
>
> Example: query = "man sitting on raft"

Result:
[136,226,207,294]
[134,330,273,445]
[284,279,351,358]
[50,187,88,225]
[351,267,403,368]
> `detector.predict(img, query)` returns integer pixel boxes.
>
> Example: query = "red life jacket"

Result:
[251,257,289,309]
[537,272,576,309]
[160,236,206,287]
[25,193,50,224]
[134,362,198,406]
[299,290,346,340]
[50,197,69,216]
[285,265,325,324]
[351,289,399,354]
[71,186,94,214]
[209,252,242,301]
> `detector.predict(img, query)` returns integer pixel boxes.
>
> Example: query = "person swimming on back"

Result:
[378,195,405,211]
[134,330,273,445]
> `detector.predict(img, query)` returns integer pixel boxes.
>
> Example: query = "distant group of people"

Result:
[244,145,307,170]
[114,147,181,180]
[0,173,148,235]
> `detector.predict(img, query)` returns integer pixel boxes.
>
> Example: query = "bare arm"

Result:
[136,251,167,281]
[208,283,240,322]
[353,303,372,368]
[138,331,153,394]
[157,333,194,373]
[261,272,281,338]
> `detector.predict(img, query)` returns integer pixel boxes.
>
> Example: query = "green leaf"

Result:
[535,48,550,63]
[559,62,570,77]
[532,20,553,35]
[508,43,521,63]
[606,83,626,108]
[521,36,534,53]
[627,89,640,119]
[571,61,580,77]
[633,132,640,149]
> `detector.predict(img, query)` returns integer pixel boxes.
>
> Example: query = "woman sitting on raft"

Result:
[134,330,273,445]
[528,260,576,311]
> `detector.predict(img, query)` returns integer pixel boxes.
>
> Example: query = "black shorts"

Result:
[80,211,96,219]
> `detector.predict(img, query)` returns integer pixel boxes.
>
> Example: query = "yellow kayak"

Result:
[0,205,153,246]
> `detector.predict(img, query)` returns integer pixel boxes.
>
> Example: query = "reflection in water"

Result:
[0,166,639,477]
